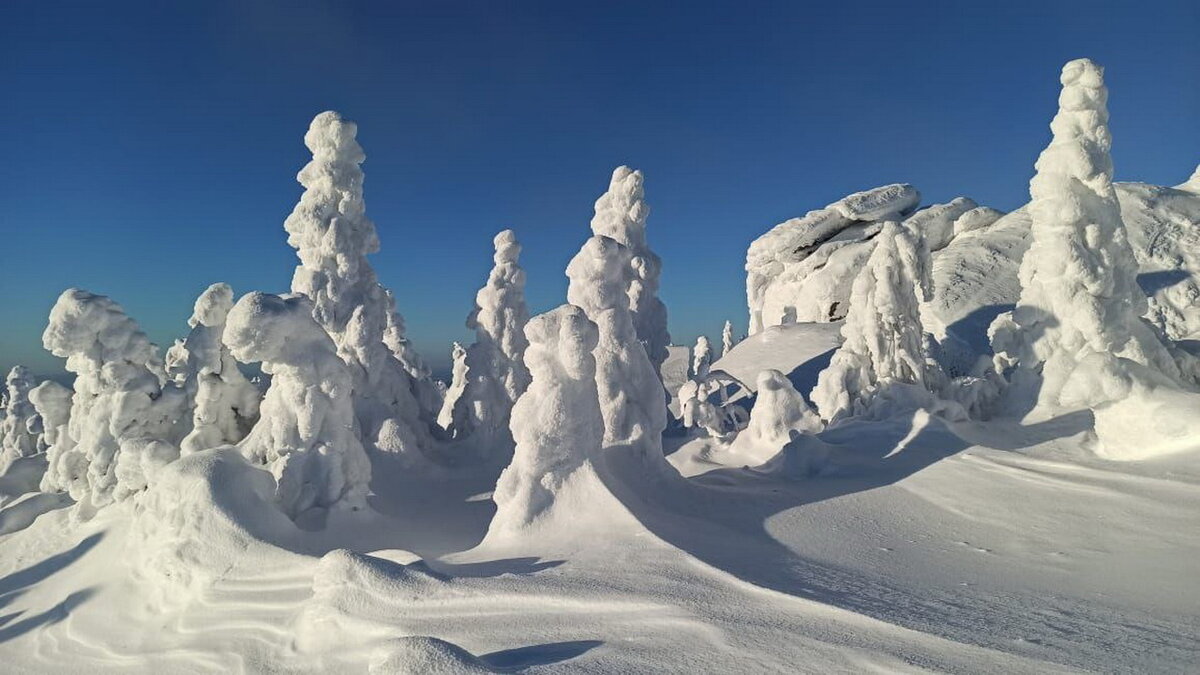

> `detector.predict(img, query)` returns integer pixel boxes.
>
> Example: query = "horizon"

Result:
[2,1,1197,380]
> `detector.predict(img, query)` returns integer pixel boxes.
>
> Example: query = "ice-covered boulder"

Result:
[40,289,187,510]
[225,292,371,518]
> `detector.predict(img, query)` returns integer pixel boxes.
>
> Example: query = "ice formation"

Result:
[989,59,1181,412]
[0,366,39,468]
[453,229,532,444]
[490,304,604,531]
[285,111,429,460]
[566,235,669,473]
[173,283,261,454]
[590,166,671,373]
[224,292,371,518]
[437,342,468,435]
[691,335,713,379]
[722,320,736,357]
[811,223,945,423]
[734,370,822,460]
[39,290,186,509]
[28,380,72,453]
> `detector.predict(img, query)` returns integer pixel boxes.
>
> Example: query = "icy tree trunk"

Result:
[285,111,430,461]
[589,167,671,375]
[225,292,371,518]
[989,59,1180,410]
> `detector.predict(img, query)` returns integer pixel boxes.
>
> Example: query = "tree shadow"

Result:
[0,588,95,644]
[0,533,103,612]
[426,557,565,578]
[480,639,603,671]
[1137,269,1191,295]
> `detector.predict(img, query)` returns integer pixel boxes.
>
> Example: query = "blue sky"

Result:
[1,0,1197,378]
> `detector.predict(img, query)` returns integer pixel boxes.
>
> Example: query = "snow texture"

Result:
[988,59,1182,412]
[566,235,670,475]
[175,283,261,454]
[811,223,945,423]
[453,229,532,445]
[40,289,186,510]
[285,111,429,461]
[490,304,603,531]
[225,292,371,518]
[589,166,671,373]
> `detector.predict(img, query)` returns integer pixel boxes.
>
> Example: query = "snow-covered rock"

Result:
[225,292,371,519]
[285,111,430,461]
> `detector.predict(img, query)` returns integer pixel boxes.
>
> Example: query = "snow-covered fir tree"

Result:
[811,222,943,423]
[453,229,532,446]
[590,166,671,374]
[737,370,822,453]
[692,336,713,379]
[437,342,469,436]
[989,58,1181,410]
[285,111,430,460]
[224,292,371,518]
[0,366,39,469]
[722,320,736,357]
[29,380,72,454]
[491,304,604,530]
[175,283,261,454]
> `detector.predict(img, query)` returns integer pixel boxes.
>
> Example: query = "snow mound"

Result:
[1090,360,1200,461]
[369,636,494,675]
[730,370,822,464]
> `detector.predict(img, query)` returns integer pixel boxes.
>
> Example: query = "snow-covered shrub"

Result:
[40,289,186,509]
[437,342,468,436]
[811,223,952,424]
[692,336,713,380]
[491,304,604,530]
[989,59,1182,411]
[590,166,671,373]
[175,283,261,454]
[29,380,72,453]
[0,366,39,468]
[453,229,532,444]
[566,235,670,474]
[285,111,429,460]
[732,370,822,461]
[225,292,371,518]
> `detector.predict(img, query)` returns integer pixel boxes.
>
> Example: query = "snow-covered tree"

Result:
[437,342,468,436]
[224,292,370,518]
[453,229,532,444]
[734,370,822,457]
[722,321,736,357]
[566,235,669,474]
[692,336,713,379]
[491,304,603,530]
[176,283,261,454]
[285,111,429,460]
[0,366,39,469]
[590,166,671,374]
[40,289,187,510]
[811,222,942,423]
[989,59,1180,410]
[29,380,72,453]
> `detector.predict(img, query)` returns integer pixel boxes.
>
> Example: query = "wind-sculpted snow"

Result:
[225,292,371,518]
[173,283,261,454]
[590,166,671,373]
[40,289,186,511]
[0,366,39,469]
[490,304,603,532]
[731,369,823,463]
[453,229,531,447]
[286,111,430,462]
[566,236,670,475]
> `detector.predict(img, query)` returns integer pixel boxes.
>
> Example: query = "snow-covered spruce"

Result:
[989,59,1181,412]
[285,111,429,460]
[566,235,670,474]
[490,304,604,531]
[590,166,671,374]
[29,380,72,453]
[40,289,187,510]
[452,229,532,445]
[437,342,468,436]
[722,320,736,357]
[0,366,40,469]
[811,222,951,423]
[733,370,822,460]
[173,283,261,454]
[224,292,371,518]
[692,336,713,380]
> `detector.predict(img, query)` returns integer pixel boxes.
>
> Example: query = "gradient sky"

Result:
[2,0,1197,379]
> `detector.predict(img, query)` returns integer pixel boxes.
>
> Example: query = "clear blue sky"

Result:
[2,0,1197,379]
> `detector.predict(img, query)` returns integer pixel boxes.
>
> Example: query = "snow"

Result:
[729,369,822,463]
[225,291,372,518]
[437,342,468,435]
[0,367,39,469]
[721,320,735,357]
